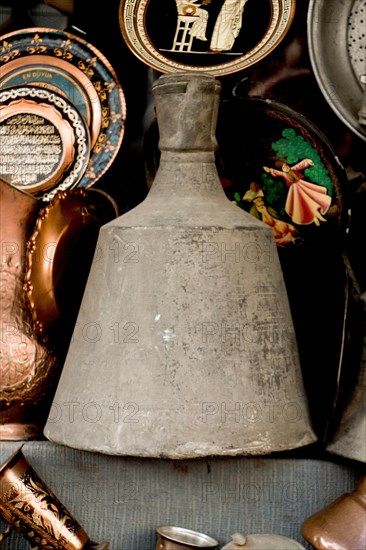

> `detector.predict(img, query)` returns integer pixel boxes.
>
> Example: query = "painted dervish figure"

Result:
[243,182,297,246]
[263,158,332,226]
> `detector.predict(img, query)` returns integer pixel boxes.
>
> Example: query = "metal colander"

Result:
[307,0,366,141]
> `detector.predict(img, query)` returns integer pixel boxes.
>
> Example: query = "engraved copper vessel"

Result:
[0,446,90,548]
[0,178,57,440]
[301,475,366,550]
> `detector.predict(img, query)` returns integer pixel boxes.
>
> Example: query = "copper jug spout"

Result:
[301,475,366,550]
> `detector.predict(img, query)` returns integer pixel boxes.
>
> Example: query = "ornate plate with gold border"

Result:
[119,0,295,76]
[214,96,347,245]
[0,28,127,187]
[0,55,102,147]
[0,85,90,201]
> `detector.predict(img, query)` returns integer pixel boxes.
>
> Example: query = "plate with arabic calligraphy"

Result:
[119,0,295,76]
[0,28,127,187]
[0,85,90,201]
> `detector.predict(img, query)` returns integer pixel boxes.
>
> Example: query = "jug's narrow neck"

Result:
[147,151,226,198]
[152,74,221,151]
[149,73,223,198]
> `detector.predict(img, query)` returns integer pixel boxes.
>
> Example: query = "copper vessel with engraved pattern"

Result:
[0,178,58,440]
[0,446,90,548]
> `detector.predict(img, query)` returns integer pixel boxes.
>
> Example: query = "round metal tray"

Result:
[307,0,366,142]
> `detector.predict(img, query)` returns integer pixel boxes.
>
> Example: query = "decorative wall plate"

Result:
[119,0,296,76]
[215,96,346,246]
[0,85,90,201]
[0,55,101,147]
[25,187,119,338]
[0,28,127,187]
[307,0,366,142]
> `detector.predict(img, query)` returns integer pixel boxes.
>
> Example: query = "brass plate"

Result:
[0,85,90,201]
[0,28,127,187]
[119,0,295,76]
[25,187,119,337]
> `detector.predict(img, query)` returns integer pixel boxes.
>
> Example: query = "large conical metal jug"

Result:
[44,74,316,458]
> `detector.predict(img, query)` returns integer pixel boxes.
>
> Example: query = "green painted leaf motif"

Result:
[271,128,334,195]
[261,172,287,217]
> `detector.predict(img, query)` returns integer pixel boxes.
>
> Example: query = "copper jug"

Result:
[301,474,366,550]
[0,179,57,440]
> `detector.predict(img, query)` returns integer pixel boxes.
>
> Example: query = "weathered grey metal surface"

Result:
[326,293,366,463]
[44,74,316,458]
[0,442,364,550]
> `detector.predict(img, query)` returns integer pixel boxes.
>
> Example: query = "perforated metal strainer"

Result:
[307,0,366,141]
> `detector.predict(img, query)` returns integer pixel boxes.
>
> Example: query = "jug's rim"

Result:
[157,525,219,547]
